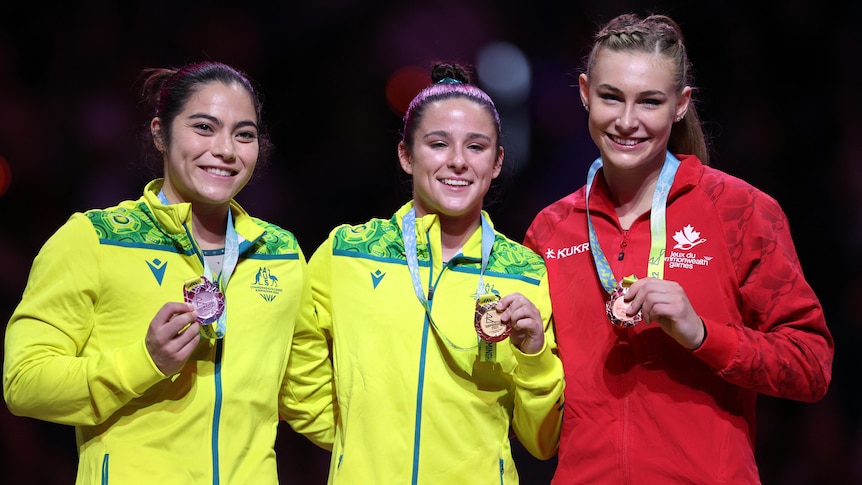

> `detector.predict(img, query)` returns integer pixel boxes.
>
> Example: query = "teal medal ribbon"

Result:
[159,190,237,339]
[402,208,498,359]
[585,151,680,325]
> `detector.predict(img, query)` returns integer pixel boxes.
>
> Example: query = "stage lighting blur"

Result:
[476,42,531,105]
[0,155,11,196]
[386,66,430,116]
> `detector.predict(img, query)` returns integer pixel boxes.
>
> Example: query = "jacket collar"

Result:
[579,153,703,216]
[393,200,496,265]
[142,179,266,246]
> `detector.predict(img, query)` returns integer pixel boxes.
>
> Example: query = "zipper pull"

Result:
[618,232,628,261]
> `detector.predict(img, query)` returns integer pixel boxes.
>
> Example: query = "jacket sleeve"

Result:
[278,244,336,451]
[693,192,833,402]
[307,237,334,339]
[3,214,165,425]
[509,272,565,460]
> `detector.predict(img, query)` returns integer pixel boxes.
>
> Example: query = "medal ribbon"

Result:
[402,208,494,351]
[159,190,238,338]
[585,151,680,293]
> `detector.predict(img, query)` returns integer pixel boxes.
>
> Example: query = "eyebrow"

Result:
[598,84,667,98]
[187,113,258,130]
[422,130,493,142]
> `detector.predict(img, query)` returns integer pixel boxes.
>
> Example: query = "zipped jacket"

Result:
[309,201,564,485]
[4,179,334,484]
[524,154,833,484]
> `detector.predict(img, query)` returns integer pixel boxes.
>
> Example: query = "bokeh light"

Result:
[477,42,533,173]
[476,42,531,105]
[0,156,11,196]
[385,66,431,116]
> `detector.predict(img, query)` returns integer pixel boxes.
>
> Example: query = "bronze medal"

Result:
[475,294,510,342]
[606,282,642,328]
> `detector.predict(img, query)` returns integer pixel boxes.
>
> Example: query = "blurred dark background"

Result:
[1,1,858,483]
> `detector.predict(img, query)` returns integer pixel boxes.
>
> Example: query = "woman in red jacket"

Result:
[524,13,833,484]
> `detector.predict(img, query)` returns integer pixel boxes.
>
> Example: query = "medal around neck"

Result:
[183,276,225,338]
[606,275,642,328]
[475,294,510,342]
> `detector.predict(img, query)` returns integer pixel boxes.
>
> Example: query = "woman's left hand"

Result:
[498,293,545,354]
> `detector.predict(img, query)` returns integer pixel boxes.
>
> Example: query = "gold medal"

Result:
[475,294,510,342]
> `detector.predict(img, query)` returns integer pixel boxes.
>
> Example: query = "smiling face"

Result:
[152,81,259,208]
[398,97,503,224]
[579,50,690,175]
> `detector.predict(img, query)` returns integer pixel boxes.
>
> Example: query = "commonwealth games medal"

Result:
[606,275,642,328]
[183,276,225,338]
[475,293,510,342]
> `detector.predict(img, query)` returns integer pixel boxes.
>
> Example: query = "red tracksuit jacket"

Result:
[524,154,833,484]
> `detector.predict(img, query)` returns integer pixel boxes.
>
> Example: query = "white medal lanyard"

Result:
[159,190,238,338]
[402,208,494,351]
[585,150,680,293]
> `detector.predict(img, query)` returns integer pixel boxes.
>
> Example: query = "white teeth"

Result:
[205,167,233,176]
[442,179,469,186]
[611,136,638,146]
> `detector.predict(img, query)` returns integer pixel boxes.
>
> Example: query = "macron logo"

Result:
[147,259,167,285]
[370,270,385,289]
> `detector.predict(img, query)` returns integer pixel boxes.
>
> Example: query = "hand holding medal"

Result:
[475,294,511,342]
[144,301,203,376]
[585,152,681,330]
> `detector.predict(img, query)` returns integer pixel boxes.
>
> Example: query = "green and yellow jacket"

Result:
[309,201,564,485]
[4,179,334,484]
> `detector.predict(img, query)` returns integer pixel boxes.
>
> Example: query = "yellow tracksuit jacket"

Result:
[309,201,564,485]
[4,179,334,484]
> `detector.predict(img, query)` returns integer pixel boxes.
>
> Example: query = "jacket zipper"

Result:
[618,230,630,261]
